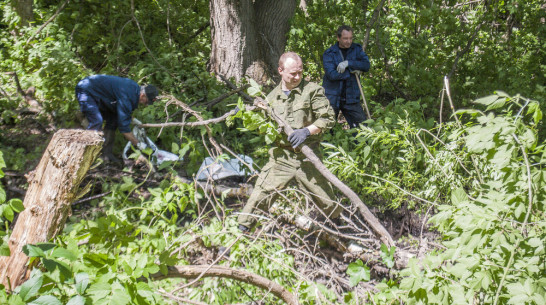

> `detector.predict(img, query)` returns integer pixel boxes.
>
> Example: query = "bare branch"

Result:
[150,265,299,305]
[140,107,239,128]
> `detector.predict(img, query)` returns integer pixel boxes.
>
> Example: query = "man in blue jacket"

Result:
[75,75,158,162]
[322,25,370,128]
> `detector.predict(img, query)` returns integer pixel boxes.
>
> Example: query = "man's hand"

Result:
[337,60,349,73]
[288,128,311,148]
[137,142,148,151]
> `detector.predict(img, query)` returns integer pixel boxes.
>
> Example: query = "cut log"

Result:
[0,129,103,290]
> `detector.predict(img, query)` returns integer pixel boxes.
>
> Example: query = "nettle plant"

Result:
[371,92,545,304]
[323,99,471,210]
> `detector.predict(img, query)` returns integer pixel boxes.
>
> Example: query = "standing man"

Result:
[322,25,370,128]
[75,75,158,162]
[237,52,340,231]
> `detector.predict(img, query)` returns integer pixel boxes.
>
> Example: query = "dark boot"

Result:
[102,129,121,163]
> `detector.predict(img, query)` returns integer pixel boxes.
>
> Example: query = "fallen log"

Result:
[0,129,103,289]
[150,265,298,305]
[254,98,395,247]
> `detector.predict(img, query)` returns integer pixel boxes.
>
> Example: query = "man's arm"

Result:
[323,49,350,81]
[122,132,139,146]
[306,125,321,135]
[348,47,370,72]
[309,85,336,133]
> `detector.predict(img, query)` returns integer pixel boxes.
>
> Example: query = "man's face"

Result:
[337,30,353,49]
[138,93,149,106]
[278,58,303,90]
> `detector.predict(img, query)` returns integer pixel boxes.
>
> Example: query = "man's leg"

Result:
[297,159,341,219]
[238,156,295,228]
[102,129,120,163]
[76,89,103,130]
[340,102,367,129]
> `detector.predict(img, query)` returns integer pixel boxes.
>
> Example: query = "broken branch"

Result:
[150,265,298,305]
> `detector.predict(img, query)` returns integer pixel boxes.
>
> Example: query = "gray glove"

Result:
[288,128,310,148]
[337,60,349,73]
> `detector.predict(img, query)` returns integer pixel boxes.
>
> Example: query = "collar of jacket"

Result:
[273,80,306,99]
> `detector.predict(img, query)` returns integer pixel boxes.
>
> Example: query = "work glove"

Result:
[337,60,349,73]
[136,142,148,151]
[288,128,310,148]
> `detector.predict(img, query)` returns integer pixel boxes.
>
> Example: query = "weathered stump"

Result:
[0,129,103,289]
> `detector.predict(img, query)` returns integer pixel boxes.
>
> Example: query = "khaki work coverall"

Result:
[238,80,340,228]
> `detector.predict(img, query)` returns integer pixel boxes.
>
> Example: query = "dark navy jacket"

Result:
[322,42,370,108]
[76,75,140,133]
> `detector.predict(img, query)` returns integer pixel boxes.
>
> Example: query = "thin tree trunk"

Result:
[13,0,33,27]
[0,129,103,290]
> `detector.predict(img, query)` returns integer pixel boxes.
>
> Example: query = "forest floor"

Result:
[1,115,440,301]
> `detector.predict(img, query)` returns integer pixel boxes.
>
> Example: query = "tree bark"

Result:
[0,129,103,290]
[12,0,33,27]
[209,0,296,84]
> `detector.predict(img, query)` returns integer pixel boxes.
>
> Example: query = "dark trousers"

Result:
[75,86,117,131]
[333,99,366,128]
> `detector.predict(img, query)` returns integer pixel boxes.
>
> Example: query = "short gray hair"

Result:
[278,52,302,69]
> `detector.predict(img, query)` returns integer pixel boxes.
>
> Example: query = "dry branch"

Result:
[140,107,239,128]
[205,84,250,108]
[0,129,103,289]
[150,265,298,305]
[256,98,395,247]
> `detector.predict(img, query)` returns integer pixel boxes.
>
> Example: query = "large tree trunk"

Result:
[12,0,34,27]
[0,129,103,290]
[209,0,296,84]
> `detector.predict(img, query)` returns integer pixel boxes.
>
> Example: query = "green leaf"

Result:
[87,282,112,300]
[2,205,13,222]
[451,187,468,205]
[28,295,62,305]
[19,273,43,301]
[0,188,6,204]
[0,241,10,256]
[8,198,24,213]
[66,296,86,305]
[51,247,77,261]
[380,244,396,268]
[23,245,46,258]
[75,273,90,295]
[346,260,370,287]
[473,95,500,106]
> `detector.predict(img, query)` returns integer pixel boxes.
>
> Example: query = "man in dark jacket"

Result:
[322,25,370,128]
[75,75,158,162]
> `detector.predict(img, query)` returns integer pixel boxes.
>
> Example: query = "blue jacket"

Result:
[76,75,140,133]
[322,42,370,108]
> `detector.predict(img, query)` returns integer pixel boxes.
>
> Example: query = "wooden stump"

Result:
[0,129,103,289]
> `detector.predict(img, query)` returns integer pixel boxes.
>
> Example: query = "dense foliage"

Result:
[0,0,544,304]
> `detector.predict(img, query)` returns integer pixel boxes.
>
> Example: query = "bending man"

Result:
[75,74,158,162]
[237,52,340,231]
[322,25,370,128]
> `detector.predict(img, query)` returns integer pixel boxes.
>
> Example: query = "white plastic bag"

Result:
[122,119,182,165]
[196,155,256,181]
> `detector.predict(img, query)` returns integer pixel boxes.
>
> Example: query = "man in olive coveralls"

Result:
[237,52,341,231]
